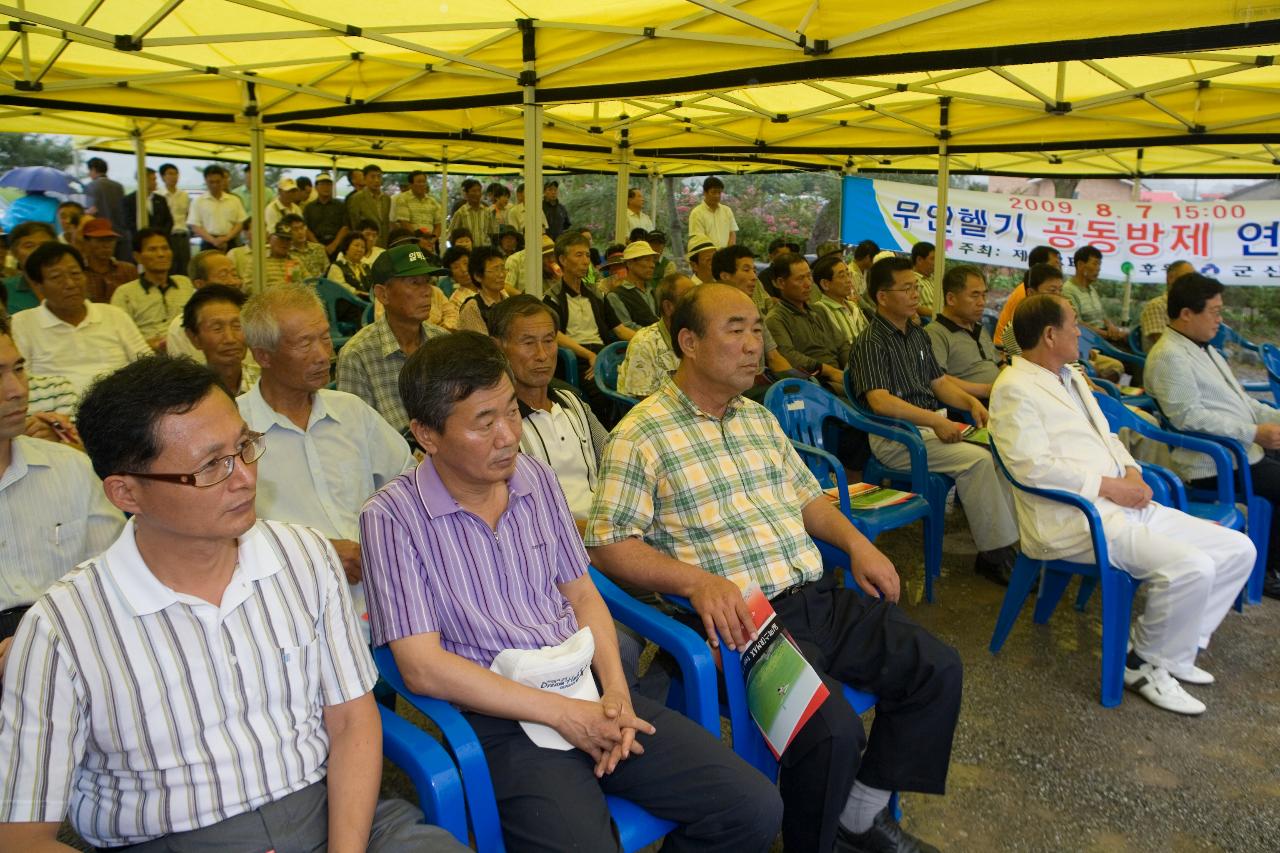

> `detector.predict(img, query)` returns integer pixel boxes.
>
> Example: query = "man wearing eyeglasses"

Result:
[237,284,414,639]
[849,256,1021,587]
[0,355,465,851]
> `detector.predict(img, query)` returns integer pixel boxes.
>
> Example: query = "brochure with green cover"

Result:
[824,483,915,510]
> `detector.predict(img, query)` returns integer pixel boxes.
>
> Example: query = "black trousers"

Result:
[770,575,963,853]
[466,694,782,853]
[0,605,30,641]
[1191,454,1280,570]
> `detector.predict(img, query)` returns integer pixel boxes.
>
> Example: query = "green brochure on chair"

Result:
[824,483,915,510]
[961,426,992,447]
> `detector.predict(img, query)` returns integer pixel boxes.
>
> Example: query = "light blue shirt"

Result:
[0,436,124,609]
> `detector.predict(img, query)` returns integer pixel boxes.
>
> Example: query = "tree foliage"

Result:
[0,133,74,170]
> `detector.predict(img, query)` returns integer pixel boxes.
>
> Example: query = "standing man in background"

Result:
[83,157,129,261]
[623,188,654,242]
[687,177,737,248]
[157,163,191,277]
[542,181,571,240]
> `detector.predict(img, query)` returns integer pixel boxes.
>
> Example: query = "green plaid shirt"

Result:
[335,317,447,433]
[586,376,824,597]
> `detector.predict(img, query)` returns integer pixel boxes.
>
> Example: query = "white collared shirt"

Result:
[523,403,595,519]
[11,301,151,396]
[187,192,246,237]
[0,435,124,610]
[237,386,415,636]
[0,519,376,847]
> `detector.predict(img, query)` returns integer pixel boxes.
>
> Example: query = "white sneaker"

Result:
[1169,663,1215,686]
[1124,661,1206,715]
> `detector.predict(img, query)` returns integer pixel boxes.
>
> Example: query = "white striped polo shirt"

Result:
[0,518,376,847]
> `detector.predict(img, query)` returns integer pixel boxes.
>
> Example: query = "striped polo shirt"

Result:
[0,519,376,847]
[849,311,945,410]
[360,453,587,667]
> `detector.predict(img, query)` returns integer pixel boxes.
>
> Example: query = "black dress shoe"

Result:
[1263,570,1280,600]
[836,807,941,853]
[974,552,1013,586]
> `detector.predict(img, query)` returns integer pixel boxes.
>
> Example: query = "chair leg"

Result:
[1033,570,1072,624]
[1099,572,1138,708]
[922,512,940,604]
[989,556,1040,653]
[1074,577,1097,611]
[1246,497,1271,605]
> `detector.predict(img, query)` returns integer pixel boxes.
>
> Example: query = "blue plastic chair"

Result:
[1087,393,1251,613]
[1260,343,1280,406]
[1213,325,1268,394]
[308,276,372,351]
[373,567,721,853]
[1090,376,1156,413]
[1151,415,1271,606]
[378,704,470,844]
[593,340,641,417]
[1127,326,1145,354]
[841,373,956,601]
[763,379,940,601]
[556,345,580,388]
[987,436,1138,708]
[1079,325,1145,373]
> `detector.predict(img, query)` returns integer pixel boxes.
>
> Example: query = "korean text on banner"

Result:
[841,175,1280,286]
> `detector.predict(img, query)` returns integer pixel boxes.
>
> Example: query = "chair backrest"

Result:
[763,378,850,452]
[1128,326,1144,354]
[1077,324,1101,360]
[1261,343,1280,404]
[595,340,628,393]
[309,276,372,343]
[556,346,579,388]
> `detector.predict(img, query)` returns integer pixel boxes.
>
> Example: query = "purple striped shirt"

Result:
[359,453,586,666]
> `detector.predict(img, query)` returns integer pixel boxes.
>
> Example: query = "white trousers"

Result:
[870,432,1020,553]
[1079,501,1255,673]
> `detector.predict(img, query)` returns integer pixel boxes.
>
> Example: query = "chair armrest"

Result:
[841,403,931,496]
[587,567,719,734]
[373,645,503,852]
[378,705,469,844]
[789,441,852,514]
[1177,430,1253,503]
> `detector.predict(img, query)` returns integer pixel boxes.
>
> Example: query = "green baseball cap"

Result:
[370,242,445,284]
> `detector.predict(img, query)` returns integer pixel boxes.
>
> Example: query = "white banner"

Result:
[841,176,1280,286]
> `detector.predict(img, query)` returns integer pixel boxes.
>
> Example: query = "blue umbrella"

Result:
[0,166,80,194]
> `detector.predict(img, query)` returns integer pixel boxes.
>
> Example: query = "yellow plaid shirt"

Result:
[585,376,824,597]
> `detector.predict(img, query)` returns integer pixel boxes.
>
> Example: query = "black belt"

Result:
[769,580,818,602]
[0,604,31,640]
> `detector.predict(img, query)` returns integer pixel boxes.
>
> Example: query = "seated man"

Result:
[80,219,139,304]
[910,241,937,320]
[110,227,195,350]
[712,245,798,383]
[1063,244,1126,380]
[337,243,450,434]
[490,295,609,523]
[165,248,247,358]
[2,222,56,313]
[283,212,331,279]
[605,241,661,338]
[924,264,1001,400]
[1144,272,1280,599]
[1138,259,1194,351]
[240,285,414,639]
[993,245,1060,346]
[182,284,259,395]
[764,251,850,396]
[850,256,1020,586]
[990,294,1255,714]
[10,242,150,397]
[0,311,124,647]
[1001,263,1064,356]
[587,284,960,853]
[0,356,462,852]
[810,252,867,348]
[617,272,694,399]
[360,331,783,853]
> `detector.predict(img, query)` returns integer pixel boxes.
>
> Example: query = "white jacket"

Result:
[988,357,1137,560]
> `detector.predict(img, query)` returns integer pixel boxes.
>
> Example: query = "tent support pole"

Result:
[520,19,544,298]
[249,115,266,293]
[133,128,148,229]
[1131,149,1144,200]
[613,140,631,244]
[440,145,449,226]
[649,169,659,228]
[934,98,951,289]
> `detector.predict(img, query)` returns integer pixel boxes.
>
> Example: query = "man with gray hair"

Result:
[238,284,413,638]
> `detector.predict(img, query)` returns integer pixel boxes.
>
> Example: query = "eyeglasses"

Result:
[883,283,921,294]
[118,432,266,488]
